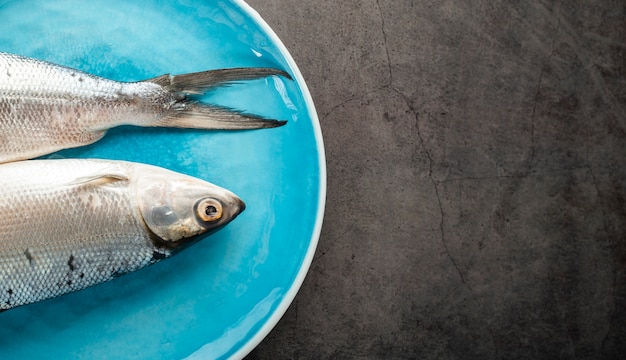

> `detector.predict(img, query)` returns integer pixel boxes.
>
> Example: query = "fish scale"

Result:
[0,161,152,309]
[0,159,244,311]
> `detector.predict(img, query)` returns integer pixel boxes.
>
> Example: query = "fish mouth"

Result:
[235,197,246,214]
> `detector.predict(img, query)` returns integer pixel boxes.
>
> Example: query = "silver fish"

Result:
[0,52,290,163]
[0,159,245,311]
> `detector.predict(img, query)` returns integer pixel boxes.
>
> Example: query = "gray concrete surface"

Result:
[245,1,626,359]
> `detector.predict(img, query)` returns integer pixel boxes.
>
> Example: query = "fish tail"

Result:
[158,103,287,129]
[147,68,292,93]
[146,68,291,130]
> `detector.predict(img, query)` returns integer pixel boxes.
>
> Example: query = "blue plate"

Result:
[0,1,325,358]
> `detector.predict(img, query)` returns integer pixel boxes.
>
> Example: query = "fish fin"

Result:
[144,68,291,129]
[145,68,292,94]
[155,103,287,130]
[67,174,129,187]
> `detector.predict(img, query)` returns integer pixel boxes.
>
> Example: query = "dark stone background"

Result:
[245,1,626,358]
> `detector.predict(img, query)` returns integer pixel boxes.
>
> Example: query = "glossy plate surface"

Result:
[0,1,324,359]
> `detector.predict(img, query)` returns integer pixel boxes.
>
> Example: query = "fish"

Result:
[0,158,245,311]
[0,51,290,163]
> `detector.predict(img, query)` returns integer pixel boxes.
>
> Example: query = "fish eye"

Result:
[196,198,223,223]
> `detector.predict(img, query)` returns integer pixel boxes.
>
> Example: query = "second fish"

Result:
[0,52,290,163]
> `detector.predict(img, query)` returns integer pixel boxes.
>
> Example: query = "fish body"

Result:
[0,159,244,311]
[0,52,289,163]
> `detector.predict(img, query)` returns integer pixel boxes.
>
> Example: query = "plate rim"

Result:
[222,1,326,359]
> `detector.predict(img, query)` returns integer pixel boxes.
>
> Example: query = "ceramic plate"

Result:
[0,0,324,359]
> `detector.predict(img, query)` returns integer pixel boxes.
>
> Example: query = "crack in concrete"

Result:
[529,67,543,166]
[440,174,529,183]
[406,114,499,351]
[320,85,388,123]
[528,3,562,173]
[375,0,393,88]
[588,166,617,355]
[374,0,471,293]
[385,83,475,293]
[322,1,534,355]
[374,0,498,348]
[413,111,469,288]
[320,0,394,123]
[321,6,494,348]
[313,229,350,263]
[601,270,618,356]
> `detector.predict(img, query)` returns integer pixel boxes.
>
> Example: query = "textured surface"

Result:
[246,0,626,359]
[0,160,153,310]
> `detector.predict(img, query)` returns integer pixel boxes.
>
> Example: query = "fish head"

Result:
[134,167,245,249]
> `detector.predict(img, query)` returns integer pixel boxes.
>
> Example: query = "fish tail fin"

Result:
[157,103,287,130]
[146,68,292,93]
[145,68,291,129]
